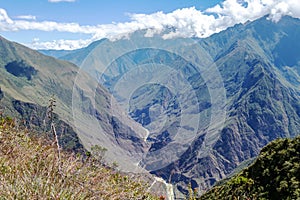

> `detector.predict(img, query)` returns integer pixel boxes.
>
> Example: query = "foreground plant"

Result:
[199,136,300,200]
[0,117,159,199]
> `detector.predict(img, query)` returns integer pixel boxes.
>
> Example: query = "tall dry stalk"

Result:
[47,96,61,172]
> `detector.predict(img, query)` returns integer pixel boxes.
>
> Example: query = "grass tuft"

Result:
[0,117,159,199]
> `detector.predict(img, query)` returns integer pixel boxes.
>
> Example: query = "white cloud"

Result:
[0,9,98,33]
[206,0,299,24]
[0,8,13,24]
[1,0,300,50]
[48,0,76,3]
[31,38,91,50]
[15,15,36,20]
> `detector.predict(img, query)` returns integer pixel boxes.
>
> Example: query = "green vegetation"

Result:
[199,136,300,200]
[4,60,37,81]
[0,116,159,199]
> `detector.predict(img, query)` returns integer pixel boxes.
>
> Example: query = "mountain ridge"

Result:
[10,15,300,198]
[0,35,151,173]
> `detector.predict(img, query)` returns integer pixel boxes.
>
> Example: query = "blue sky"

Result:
[0,0,222,23]
[0,0,299,49]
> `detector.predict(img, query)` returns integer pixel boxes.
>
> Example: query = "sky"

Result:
[0,0,300,50]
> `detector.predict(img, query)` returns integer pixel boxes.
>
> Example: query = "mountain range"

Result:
[40,15,300,197]
[1,15,299,199]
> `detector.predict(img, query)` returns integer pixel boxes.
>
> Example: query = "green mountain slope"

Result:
[199,135,300,200]
[0,35,149,172]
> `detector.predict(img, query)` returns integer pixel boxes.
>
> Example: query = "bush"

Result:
[199,136,300,200]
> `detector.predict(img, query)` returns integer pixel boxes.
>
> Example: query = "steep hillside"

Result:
[199,135,300,200]
[0,35,149,172]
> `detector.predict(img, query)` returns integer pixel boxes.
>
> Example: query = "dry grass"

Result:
[0,117,159,200]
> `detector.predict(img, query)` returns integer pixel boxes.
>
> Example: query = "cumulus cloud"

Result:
[1,0,300,49]
[206,0,300,24]
[48,0,76,3]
